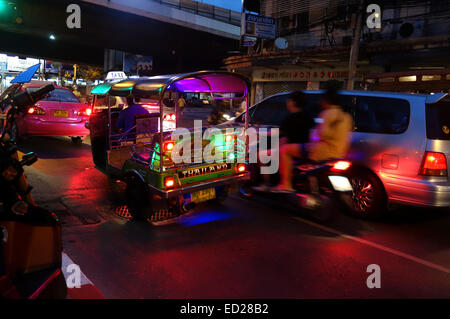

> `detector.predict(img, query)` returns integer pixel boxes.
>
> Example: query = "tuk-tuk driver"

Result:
[116,95,149,134]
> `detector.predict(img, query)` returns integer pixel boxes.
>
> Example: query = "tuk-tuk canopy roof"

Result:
[90,82,114,95]
[102,71,249,98]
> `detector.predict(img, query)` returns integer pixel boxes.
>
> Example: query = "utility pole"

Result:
[347,3,363,90]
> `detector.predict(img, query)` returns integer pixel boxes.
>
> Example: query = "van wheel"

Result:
[347,169,387,219]
[71,136,82,144]
[125,175,152,221]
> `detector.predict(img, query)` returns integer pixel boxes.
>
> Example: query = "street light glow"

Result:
[49,34,56,40]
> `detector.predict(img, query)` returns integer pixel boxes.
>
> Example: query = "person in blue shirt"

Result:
[116,95,149,135]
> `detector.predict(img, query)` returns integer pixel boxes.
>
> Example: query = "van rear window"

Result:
[426,98,450,140]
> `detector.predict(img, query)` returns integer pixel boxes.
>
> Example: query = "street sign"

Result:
[241,13,276,39]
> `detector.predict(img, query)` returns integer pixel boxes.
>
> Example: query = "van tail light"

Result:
[420,152,448,176]
[164,141,174,152]
[164,176,175,189]
[28,106,45,115]
[237,163,246,173]
[331,160,351,171]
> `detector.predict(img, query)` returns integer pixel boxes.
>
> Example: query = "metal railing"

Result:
[153,0,241,26]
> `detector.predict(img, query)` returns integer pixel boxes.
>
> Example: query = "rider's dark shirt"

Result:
[280,110,312,144]
[116,103,149,133]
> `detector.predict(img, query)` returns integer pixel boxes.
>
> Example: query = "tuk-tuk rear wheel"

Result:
[125,175,152,221]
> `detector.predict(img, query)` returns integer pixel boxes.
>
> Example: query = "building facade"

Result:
[225,0,450,104]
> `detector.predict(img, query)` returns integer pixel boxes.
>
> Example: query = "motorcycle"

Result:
[0,64,66,298]
[241,159,354,223]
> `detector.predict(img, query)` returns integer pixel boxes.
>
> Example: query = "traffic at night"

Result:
[0,0,449,311]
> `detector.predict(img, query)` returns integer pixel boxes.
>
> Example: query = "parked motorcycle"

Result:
[241,159,354,223]
[0,64,66,298]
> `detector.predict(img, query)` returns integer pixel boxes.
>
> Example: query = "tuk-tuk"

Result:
[88,71,250,221]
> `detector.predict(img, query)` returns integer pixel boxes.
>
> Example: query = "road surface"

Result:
[20,136,450,298]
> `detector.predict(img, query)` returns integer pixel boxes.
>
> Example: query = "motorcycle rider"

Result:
[253,91,313,191]
[273,87,353,193]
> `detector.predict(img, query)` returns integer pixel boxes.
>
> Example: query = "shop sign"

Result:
[241,13,276,39]
[253,69,369,82]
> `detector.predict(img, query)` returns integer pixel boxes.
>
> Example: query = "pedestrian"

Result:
[177,94,186,116]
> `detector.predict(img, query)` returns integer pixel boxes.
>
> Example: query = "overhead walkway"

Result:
[82,0,241,39]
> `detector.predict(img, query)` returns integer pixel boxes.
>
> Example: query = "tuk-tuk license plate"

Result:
[190,188,216,203]
[53,110,68,117]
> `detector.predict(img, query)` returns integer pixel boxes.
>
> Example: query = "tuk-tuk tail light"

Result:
[164,114,176,121]
[164,141,175,152]
[237,163,246,173]
[164,176,175,189]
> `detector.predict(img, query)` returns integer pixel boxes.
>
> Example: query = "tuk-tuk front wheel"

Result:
[125,175,152,221]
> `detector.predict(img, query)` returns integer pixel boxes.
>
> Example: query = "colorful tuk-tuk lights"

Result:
[135,83,165,91]
[225,134,234,143]
[114,81,135,87]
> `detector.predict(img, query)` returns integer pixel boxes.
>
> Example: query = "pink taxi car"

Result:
[10,81,91,143]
